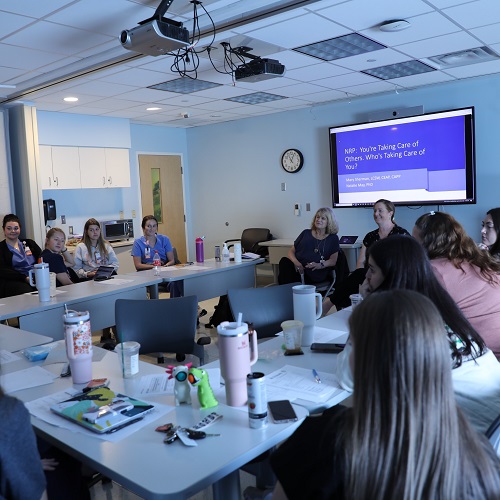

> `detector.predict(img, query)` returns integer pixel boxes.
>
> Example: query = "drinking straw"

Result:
[237,312,242,326]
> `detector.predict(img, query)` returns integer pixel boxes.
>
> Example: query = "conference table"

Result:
[129,257,265,302]
[0,323,53,352]
[260,239,362,282]
[0,274,162,340]
[10,308,351,499]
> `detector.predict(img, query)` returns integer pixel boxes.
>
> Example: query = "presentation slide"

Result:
[334,115,467,201]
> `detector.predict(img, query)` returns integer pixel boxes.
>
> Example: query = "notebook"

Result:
[50,387,155,434]
[93,266,116,281]
[339,235,358,244]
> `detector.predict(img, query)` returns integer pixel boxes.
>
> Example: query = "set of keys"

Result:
[156,413,223,447]
[164,426,220,445]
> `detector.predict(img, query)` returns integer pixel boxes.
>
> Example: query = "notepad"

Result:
[50,387,154,434]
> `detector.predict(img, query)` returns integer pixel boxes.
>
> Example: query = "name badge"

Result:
[145,247,151,259]
[95,251,101,264]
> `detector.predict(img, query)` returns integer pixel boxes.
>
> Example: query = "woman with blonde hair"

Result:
[278,207,340,285]
[271,290,500,499]
[73,218,119,280]
[414,211,500,359]
[40,227,75,286]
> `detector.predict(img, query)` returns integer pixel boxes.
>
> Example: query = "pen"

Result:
[312,368,322,384]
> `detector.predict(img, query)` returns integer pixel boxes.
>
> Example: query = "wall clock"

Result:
[281,149,304,173]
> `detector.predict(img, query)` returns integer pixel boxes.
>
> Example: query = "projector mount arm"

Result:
[139,0,182,27]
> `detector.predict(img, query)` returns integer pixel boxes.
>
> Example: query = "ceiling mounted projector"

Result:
[234,58,286,83]
[120,19,189,56]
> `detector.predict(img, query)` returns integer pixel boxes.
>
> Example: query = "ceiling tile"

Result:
[286,62,351,82]
[471,23,500,45]
[444,0,500,28]
[245,13,349,49]
[0,0,75,18]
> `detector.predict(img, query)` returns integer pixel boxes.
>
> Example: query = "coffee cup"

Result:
[28,263,51,302]
[49,272,57,297]
[115,342,141,378]
[281,320,303,354]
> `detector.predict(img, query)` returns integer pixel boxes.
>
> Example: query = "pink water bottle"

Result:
[217,319,258,406]
[196,237,204,263]
[63,310,93,384]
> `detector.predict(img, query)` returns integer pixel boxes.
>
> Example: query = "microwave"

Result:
[100,219,134,241]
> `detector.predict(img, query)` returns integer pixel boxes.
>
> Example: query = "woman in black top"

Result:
[271,290,500,500]
[481,207,500,260]
[322,199,409,314]
[0,214,42,298]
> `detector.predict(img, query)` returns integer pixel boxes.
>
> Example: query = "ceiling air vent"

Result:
[428,46,500,69]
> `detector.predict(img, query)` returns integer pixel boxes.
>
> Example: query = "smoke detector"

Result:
[379,19,411,32]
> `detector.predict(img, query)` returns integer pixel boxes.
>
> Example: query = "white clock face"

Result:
[281,149,304,173]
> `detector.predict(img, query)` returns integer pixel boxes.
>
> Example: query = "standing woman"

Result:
[481,207,500,260]
[73,219,119,280]
[40,228,75,286]
[271,290,500,499]
[278,207,340,285]
[0,214,42,298]
[414,211,500,359]
[131,215,182,296]
[322,199,409,314]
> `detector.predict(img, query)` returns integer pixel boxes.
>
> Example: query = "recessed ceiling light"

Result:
[146,107,161,111]
[63,96,78,102]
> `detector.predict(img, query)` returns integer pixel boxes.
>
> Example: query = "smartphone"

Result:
[310,343,345,353]
[268,400,298,423]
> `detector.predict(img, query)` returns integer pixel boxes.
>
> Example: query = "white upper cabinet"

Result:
[104,148,131,188]
[40,145,81,189]
[40,146,131,190]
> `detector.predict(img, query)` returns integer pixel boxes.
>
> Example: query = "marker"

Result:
[312,369,321,384]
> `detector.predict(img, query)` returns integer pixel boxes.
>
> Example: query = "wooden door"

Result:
[138,154,187,262]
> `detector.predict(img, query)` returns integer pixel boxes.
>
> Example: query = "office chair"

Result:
[228,283,297,339]
[115,295,209,366]
[315,249,350,297]
[225,228,272,258]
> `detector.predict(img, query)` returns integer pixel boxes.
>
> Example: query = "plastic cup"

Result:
[281,320,303,353]
[115,341,141,377]
[49,272,57,297]
[349,293,363,310]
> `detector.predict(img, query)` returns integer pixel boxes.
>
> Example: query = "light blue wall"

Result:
[186,74,500,256]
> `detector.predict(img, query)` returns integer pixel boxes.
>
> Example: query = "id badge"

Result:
[145,247,151,259]
[95,251,101,264]
[24,244,32,256]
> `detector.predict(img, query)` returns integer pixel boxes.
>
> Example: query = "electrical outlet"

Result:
[61,215,66,224]
[132,210,136,218]
[294,203,301,216]
[69,226,74,235]
[281,182,286,191]
[119,210,124,219]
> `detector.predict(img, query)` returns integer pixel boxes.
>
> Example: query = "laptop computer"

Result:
[93,266,116,281]
[50,387,155,434]
[339,235,358,244]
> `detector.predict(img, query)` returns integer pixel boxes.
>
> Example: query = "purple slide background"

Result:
[335,116,466,193]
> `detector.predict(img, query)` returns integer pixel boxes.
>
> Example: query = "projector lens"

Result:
[120,30,130,44]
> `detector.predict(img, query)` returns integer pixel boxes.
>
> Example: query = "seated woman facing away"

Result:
[0,213,42,298]
[480,207,500,260]
[278,207,339,285]
[271,290,500,500]
[337,235,500,434]
[414,211,500,359]
[322,199,409,315]
[40,227,75,286]
[73,218,119,280]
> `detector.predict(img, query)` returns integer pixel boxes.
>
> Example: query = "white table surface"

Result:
[13,348,307,500]
[10,309,351,499]
[128,257,265,302]
[0,324,53,353]
[0,274,162,339]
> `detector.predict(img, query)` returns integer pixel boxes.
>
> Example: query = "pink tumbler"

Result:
[196,237,204,263]
[64,310,93,384]
[217,321,258,406]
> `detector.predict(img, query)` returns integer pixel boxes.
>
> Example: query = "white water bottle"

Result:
[153,250,161,275]
[222,243,230,263]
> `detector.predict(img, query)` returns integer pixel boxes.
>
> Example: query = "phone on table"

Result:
[310,343,345,353]
[268,400,298,423]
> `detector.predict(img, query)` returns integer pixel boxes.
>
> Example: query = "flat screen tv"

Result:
[329,107,476,207]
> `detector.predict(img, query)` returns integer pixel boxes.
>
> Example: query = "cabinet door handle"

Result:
[55,177,58,186]
[103,176,106,186]
[49,177,51,186]
[108,176,112,185]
